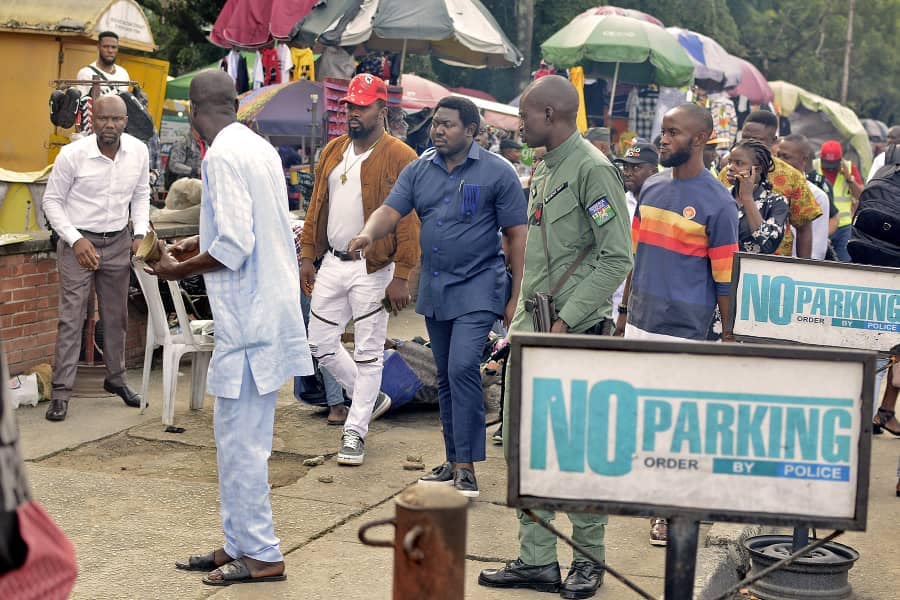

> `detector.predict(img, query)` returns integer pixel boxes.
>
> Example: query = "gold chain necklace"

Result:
[340,134,383,184]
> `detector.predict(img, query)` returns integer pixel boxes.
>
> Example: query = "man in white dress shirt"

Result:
[76,31,131,98]
[42,94,150,422]
[151,70,313,587]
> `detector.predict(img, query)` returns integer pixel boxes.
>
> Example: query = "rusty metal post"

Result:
[358,483,469,600]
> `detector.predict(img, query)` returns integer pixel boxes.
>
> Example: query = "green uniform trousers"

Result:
[503,364,607,565]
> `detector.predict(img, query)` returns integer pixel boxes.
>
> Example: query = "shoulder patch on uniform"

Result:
[587,196,616,227]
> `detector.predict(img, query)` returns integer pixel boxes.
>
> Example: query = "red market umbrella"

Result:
[728,57,773,104]
[211,0,319,48]
[576,5,664,27]
[400,74,451,110]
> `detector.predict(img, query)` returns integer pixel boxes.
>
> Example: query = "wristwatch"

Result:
[617,305,628,315]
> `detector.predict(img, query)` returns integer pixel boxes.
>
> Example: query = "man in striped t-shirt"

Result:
[619,103,738,342]
[617,103,738,548]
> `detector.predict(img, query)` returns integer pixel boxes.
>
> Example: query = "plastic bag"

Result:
[8,374,39,408]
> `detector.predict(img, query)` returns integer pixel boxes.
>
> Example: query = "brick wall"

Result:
[0,249,147,376]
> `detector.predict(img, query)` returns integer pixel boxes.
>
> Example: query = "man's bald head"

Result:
[670,103,714,139]
[658,103,714,171]
[189,70,238,111]
[887,125,900,145]
[93,94,126,115]
[92,94,128,148]
[189,70,238,143]
[518,75,581,149]
[521,75,579,124]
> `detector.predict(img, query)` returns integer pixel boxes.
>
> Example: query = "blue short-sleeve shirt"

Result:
[386,142,527,321]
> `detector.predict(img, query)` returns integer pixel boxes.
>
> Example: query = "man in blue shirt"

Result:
[348,96,527,497]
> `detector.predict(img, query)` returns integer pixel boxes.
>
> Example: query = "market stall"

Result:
[0,0,168,172]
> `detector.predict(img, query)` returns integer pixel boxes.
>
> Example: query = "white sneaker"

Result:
[337,430,365,466]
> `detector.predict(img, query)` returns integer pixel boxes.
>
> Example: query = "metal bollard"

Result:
[358,483,469,600]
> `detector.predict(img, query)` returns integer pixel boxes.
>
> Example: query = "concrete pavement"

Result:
[11,309,900,599]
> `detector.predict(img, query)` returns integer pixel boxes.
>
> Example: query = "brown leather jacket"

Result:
[300,134,420,279]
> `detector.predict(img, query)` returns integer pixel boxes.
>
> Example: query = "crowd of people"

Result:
[31,47,898,594]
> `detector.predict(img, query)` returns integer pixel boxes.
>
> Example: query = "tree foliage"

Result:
[138,0,226,75]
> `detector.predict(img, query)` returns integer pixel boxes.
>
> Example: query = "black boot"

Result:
[560,560,604,599]
[478,558,561,592]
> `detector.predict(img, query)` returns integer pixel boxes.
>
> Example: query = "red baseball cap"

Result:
[340,73,388,106]
[820,140,843,168]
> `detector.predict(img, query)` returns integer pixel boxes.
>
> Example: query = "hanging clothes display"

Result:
[220,49,250,94]
[355,52,385,78]
[318,46,355,81]
[252,50,265,89]
[277,43,293,83]
[261,47,281,86]
[75,96,93,135]
[569,67,588,133]
[291,48,316,81]
[733,95,751,130]
[582,79,608,125]
[625,87,639,132]
[651,87,688,142]
[708,91,737,148]
[633,86,659,140]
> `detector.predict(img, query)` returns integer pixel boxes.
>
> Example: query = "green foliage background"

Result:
[138,0,899,123]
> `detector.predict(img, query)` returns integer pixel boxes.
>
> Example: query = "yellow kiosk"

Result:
[0,0,169,232]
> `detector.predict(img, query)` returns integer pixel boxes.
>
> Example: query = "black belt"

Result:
[78,227,127,239]
[327,247,361,261]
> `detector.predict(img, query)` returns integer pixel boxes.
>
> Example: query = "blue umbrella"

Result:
[666,27,742,89]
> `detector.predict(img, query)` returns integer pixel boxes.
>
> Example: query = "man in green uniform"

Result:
[478,76,632,599]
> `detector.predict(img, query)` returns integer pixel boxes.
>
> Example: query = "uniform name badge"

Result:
[587,196,616,227]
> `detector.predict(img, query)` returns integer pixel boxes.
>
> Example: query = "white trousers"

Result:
[215,358,281,563]
[308,253,394,437]
[624,323,696,342]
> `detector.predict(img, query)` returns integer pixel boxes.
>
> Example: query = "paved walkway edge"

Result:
[695,523,780,599]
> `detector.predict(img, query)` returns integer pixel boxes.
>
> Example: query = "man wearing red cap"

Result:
[300,74,420,465]
[814,140,864,261]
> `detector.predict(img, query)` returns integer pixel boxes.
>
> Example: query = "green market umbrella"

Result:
[165,51,258,100]
[541,13,694,111]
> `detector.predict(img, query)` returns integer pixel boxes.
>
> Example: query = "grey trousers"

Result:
[51,230,132,401]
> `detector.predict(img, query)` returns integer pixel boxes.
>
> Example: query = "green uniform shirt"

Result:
[510,131,633,333]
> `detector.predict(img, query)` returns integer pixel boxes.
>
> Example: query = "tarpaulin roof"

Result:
[771,81,873,173]
[0,0,157,51]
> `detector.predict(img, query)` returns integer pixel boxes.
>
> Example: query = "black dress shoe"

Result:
[560,560,604,599]
[478,558,561,592]
[45,398,68,421]
[103,381,143,408]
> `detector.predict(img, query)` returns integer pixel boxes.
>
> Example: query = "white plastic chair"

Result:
[132,262,215,426]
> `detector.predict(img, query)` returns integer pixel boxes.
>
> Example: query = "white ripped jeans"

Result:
[308,253,394,437]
